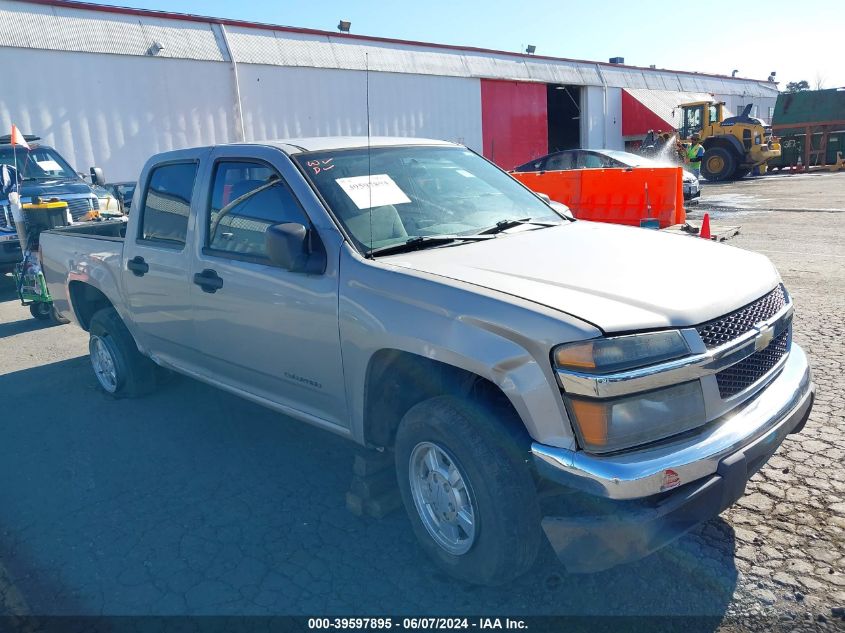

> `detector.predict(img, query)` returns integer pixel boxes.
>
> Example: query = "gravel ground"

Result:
[0,171,842,631]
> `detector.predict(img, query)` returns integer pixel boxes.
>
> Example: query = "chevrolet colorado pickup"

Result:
[40,138,814,585]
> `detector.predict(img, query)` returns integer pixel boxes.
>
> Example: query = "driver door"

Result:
[189,145,347,428]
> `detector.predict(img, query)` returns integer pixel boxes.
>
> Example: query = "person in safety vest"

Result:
[686,134,705,178]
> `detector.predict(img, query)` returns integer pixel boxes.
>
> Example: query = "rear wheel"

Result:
[702,146,738,181]
[394,396,542,585]
[89,307,157,398]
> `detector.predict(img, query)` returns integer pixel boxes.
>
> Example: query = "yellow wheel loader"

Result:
[678,101,781,181]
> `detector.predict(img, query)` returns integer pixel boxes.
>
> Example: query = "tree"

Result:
[785,80,810,93]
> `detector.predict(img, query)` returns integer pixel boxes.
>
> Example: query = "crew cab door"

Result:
[122,150,207,367]
[189,145,347,428]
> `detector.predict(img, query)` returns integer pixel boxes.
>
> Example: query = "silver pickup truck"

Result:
[40,137,814,585]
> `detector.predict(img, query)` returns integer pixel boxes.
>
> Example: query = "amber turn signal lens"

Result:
[553,341,596,369]
[567,399,609,447]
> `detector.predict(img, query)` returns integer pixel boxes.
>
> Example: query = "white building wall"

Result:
[0,49,235,181]
[237,66,483,152]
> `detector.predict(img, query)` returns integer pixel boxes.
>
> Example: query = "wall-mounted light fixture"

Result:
[337,20,351,33]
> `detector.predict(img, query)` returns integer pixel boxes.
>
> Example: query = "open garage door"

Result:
[547,84,581,152]
[481,79,547,170]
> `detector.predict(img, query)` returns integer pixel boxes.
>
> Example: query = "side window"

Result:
[545,152,574,171]
[708,105,719,125]
[578,152,605,169]
[140,162,197,246]
[206,161,307,261]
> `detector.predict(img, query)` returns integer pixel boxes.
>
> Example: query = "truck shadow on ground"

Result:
[0,357,737,626]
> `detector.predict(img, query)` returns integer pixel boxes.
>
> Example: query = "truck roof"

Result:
[152,137,458,161]
[271,136,457,154]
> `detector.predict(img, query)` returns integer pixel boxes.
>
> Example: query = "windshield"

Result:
[0,145,79,181]
[295,146,562,253]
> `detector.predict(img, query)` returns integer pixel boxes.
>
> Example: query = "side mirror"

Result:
[535,192,552,205]
[90,166,105,186]
[550,201,574,219]
[265,222,326,274]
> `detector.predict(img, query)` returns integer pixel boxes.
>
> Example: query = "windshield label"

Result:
[335,174,411,210]
[35,159,62,172]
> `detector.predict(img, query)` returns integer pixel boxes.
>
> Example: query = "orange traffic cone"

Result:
[700,213,712,240]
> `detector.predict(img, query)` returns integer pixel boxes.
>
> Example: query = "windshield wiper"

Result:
[476,217,562,235]
[367,234,494,258]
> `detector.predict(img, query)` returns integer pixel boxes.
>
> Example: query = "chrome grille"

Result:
[716,327,790,398]
[696,285,787,349]
[66,197,94,221]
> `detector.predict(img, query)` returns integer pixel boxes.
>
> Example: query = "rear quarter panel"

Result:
[40,231,126,327]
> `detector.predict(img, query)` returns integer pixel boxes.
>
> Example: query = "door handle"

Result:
[127,256,149,277]
[193,268,224,294]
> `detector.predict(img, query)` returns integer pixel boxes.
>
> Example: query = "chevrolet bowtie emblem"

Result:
[755,324,775,351]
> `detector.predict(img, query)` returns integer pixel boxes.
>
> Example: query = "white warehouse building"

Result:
[0,0,780,180]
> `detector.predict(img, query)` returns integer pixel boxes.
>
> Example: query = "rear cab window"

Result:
[139,162,198,247]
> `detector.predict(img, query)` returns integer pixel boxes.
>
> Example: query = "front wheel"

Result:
[394,396,542,585]
[701,147,738,181]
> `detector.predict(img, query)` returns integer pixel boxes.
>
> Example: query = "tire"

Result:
[29,302,52,320]
[701,146,738,181]
[394,395,542,585]
[733,168,751,179]
[88,307,156,398]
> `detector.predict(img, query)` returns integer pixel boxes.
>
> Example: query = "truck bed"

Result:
[39,220,128,323]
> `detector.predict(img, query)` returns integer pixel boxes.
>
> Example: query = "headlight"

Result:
[566,381,706,454]
[553,331,689,374]
[554,331,703,453]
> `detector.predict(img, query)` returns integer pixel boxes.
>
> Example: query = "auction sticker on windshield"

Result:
[35,159,63,172]
[336,174,411,210]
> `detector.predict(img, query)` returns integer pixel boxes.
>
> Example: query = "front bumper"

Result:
[683,181,701,201]
[533,343,813,572]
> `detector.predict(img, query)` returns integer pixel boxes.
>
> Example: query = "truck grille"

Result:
[696,285,787,349]
[66,197,97,221]
[0,197,99,227]
[716,327,790,398]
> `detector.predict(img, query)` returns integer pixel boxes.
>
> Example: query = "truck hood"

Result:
[3,178,92,201]
[384,221,779,333]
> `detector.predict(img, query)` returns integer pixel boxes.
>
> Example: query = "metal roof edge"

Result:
[16,0,779,86]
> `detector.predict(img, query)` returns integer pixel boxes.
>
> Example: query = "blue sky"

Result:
[83,0,845,87]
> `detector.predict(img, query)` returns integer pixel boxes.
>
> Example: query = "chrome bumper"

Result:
[532,343,813,500]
